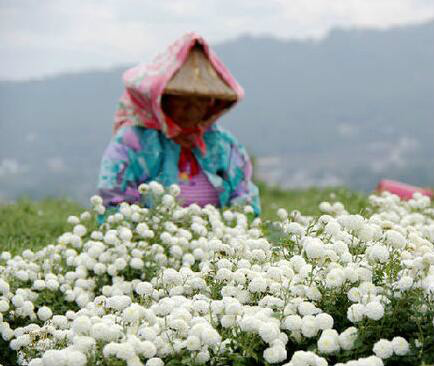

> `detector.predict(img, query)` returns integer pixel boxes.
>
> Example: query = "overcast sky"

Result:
[1,0,433,81]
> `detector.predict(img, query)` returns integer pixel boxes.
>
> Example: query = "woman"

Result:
[97,32,260,216]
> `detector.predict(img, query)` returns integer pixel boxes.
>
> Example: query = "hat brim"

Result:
[164,43,238,101]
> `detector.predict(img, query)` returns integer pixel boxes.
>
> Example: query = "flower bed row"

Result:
[0,182,433,366]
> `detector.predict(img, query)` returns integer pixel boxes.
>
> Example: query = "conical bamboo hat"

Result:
[164,44,238,101]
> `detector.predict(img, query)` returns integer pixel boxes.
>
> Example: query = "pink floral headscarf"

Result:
[113,32,244,153]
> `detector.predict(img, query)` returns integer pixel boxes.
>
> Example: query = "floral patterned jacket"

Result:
[97,124,261,215]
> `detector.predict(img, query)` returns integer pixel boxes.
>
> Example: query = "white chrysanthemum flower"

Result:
[277,208,288,220]
[392,336,410,355]
[2,327,14,341]
[239,316,259,332]
[373,339,394,359]
[315,313,334,330]
[319,201,332,212]
[248,277,267,293]
[67,215,80,225]
[46,279,59,291]
[130,257,144,270]
[95,205,106,214]
[37,306,53,321]
[347,287,361,303]
[135,282,153,296]
[317,329,340,354]
[139,340,157,358]
[156,298,175,316]
[107,295,132,311]
[286,222,304,236]
[0,300,10,313]
[21,301,34,316]
[325,220,341,236]
[12,294,24,308]
[325,268,345,288]
[117,342,137,360]
[210,300,225,315]
[123,305,142,323]
[162,194,175,208]
[301,315,318,338]
[258,323,280,344]
[385,230,407,249]
[263,344,287,364]
[397,276,413,291]
[52,315,68,329]
[113,258,127,271]
[338,214,365,231]
[290,350,327,366]
[137,326,156,341]
[12,334,31,349]
[347,303,365,323]
[225,299,242,316]
[0,279,10,294]
[201,327,221,346]
[303,237,325,259]
[186,335,201,351]
[338,326,358,351]
[196,350,210,364]
[149,181,165,195]
[162,268,183,286]
[42,350,68,366]
[119,227,133,242]
[367,244,390,263]
[103,342,119,358]
[283,315,302,331]
[169,184,181,197]
[67,350,87,366]
[298,302,318,316]
[104,231,119,245]
[365,301,384,321]
[29,359,44,366]
[15,270,29,282]
[221,314,237,328]
[93,263,106,275]
[90,195,103,206]
[222,210,234,222]
[138,183,149,194]
[357,267,373,282]
[146,358,164,366]
[358,224,375,242]
[72,316,92,335]
[73,224,87,237]
[216,268,232,282]
[289,255,306,272]
[362,355,385,366]
[0,251,11,261]
[243,205,254,214]
[119,204,132,218]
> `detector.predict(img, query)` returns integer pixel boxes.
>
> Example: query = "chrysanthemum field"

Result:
[0,182,433,366]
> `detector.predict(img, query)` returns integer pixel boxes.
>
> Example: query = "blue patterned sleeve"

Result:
[97,126,146,209]
[228,142,261,216]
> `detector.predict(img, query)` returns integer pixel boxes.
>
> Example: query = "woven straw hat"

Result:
[164,43,238,101]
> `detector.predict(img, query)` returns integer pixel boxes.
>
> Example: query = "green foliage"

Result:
[0,197,83,255]
[0,186,369,255]
[257,182,369,220]
[0,336,18,366]
[33,289,80,315]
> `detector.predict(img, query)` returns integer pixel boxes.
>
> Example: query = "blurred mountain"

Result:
[0,21,433,204]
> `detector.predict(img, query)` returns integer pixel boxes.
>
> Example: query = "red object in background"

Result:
[376,179,433,200]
